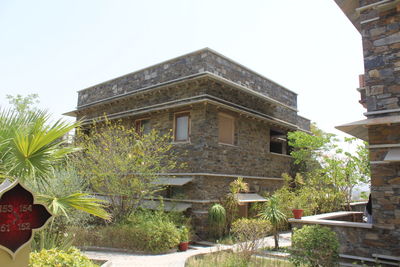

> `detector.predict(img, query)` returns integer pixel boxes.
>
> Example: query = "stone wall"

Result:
[206,81,301,127]
[335,0,400,258]
[77,48,297,109]
[360,1,400,258]
[112,103,294,178]
[368,125,400,257]
[180,175,283,200]
[76,78,308,132]
[360,2,400,113]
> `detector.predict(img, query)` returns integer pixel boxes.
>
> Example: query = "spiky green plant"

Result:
[208,204,226,239]
[259,195,287,249]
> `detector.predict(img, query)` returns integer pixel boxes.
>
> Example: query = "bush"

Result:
[290,225,339,267]
[272,173,345,221]
[231,218,271,259]
[29,247,98,267]
[72,210,183,253]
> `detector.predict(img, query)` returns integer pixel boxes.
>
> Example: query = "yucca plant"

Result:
[259,195,287,249]
[208,204,226,239]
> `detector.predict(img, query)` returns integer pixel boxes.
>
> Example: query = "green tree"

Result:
[73,117,182,223]
[258,195,287,249]
[287,124,370,210]
[6,93,40,114]
[0,108,110,249]
[288,122,336,174]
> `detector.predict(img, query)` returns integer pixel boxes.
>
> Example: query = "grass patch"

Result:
[186,251,295,267]
[216,235,235,245]
[261,246,291,253]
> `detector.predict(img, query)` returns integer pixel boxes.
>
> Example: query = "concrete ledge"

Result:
[288,211,372,229]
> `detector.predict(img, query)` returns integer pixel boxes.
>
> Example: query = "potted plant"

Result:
[292,203,304,219]
[178,226,190,251]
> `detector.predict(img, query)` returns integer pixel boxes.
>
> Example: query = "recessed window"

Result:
[218,113,235,145]
[135,119,150,135]
[174,112,190,142]
[270,142,283,154]
[270,129,287,154]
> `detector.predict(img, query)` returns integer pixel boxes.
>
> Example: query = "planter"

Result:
[178,241,189,251]
[292,209,304,219]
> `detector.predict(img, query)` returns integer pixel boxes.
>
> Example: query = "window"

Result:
[270,129,287,154]
[174,112,190,142]
[135,119,150,135]
[218,113,235,145]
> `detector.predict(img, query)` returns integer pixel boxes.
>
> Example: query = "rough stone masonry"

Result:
[335,0,400,257]
[65,48,310,235]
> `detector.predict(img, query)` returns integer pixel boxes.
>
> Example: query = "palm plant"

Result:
[0,109,76,183]
[259,195,287,249]
[0,108,110,249]
[223,177,249,233]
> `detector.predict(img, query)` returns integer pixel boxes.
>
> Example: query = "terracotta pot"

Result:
[292,209,304,219]
[179,241,189,251]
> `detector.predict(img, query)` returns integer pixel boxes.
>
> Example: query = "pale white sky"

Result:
[0,0,364,137]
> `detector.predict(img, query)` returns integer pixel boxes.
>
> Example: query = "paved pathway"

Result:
[84,232,291,267]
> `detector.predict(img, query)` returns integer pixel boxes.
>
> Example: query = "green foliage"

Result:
[74,117,183,222]
[0,109,78,183]
[186,251,296,267]
[0,106,110,251]
[72,210,183,253]
[287,124,370,210]
[273,173,345,221]
[29,167,109,251]
[222,177,250,233]
[229,177,249,194]
[208,204,226,239]
[290,225,339,267]
[231,218,271,260]
[33,229,75,252]
[259,195,287,249]
[180,226,190,242]
[7,93,39,115]
[29,247,98,267]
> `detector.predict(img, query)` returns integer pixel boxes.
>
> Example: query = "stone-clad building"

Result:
[65,48,310,233]
[292,0,400,261]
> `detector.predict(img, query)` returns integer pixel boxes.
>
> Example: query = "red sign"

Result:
[0,180,52,258]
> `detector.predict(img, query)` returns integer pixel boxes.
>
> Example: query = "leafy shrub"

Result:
[290,225,339,267]
[272,173,345,221]
[29,247,98,267]
[180,226,190,242]
[231,218,271,259]
[72,210,182,253]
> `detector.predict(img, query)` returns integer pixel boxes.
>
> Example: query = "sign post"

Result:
[0,179,52,267]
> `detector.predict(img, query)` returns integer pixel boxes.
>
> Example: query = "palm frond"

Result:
[37,193,111,220]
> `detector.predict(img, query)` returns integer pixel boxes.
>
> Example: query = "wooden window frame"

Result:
[173,111,191,142]
[218,112,235,145]
[135,118,150,136]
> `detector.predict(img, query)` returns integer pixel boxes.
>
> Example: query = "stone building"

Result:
[291,0,400,263]
[65,48,310,234]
